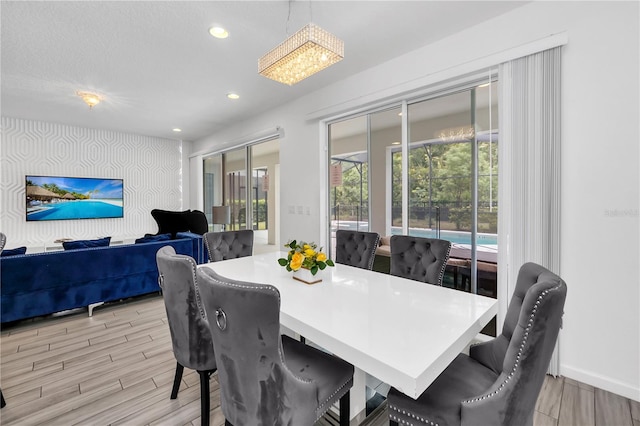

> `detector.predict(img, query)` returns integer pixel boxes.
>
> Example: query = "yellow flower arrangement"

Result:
[278,240,335,276]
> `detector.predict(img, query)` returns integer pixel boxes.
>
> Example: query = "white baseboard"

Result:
[562,364,640,402]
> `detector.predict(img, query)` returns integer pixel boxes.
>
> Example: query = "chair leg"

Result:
[198,370,211,426]
[339,391,350,426]
[170,362,184,399]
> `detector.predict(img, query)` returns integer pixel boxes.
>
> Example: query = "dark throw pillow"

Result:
[135,233,172,244]
[63,237,111,251]
[1,246,27,257]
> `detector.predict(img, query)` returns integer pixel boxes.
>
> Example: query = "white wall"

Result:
[1,117,186,248]
[553,3,639,401]
[193,2,640,400]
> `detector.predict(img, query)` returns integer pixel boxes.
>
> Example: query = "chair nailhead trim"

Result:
[437,243,452,286]
[366,234,381,270]
[389,403,439,426]
[188,259,208,320]
[315,378,353,421]
[462,283,564,404]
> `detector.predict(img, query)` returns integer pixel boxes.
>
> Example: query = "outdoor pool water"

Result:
[27,200,123,221]
[392,227,498,246]
[332,221,497,246]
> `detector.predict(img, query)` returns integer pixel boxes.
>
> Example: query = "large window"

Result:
[404,86,498,244]
[328,79,498,333]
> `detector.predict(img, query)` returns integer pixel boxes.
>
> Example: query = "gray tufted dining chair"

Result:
[196,266,354,426]
[156,246,217,426]
[335,230,380,270]
[388,262,567,426]
[203,230,253,262]
[390,235,452,285]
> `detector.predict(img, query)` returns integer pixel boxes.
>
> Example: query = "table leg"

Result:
[350,367,367,423]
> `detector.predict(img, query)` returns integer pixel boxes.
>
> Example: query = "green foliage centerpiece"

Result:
[278,240,335,284]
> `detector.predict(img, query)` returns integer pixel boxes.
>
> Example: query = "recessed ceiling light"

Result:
[391,141,401,145]
[172,128,182,132]
[227,93,240,100]
[77,91,101,109]
[209,26,229,39]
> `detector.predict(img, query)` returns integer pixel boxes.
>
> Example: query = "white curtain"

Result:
[498,47,562,375]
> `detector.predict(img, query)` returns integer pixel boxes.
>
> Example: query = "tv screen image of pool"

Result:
[26,175,124,221]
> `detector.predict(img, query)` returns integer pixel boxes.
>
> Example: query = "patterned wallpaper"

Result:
[1,117,184,248]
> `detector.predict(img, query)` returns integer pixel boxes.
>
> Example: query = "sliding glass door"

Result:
[224,149,248,230]
[328,79,498,333]
[250,139,279,245]
[408,91,474,241]
[202,138,280,245]
[329,115,368,235]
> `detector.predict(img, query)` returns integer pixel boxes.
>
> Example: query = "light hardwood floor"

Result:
[1,295,638,426]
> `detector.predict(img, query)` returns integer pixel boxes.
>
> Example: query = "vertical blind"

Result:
[498,46,562,375]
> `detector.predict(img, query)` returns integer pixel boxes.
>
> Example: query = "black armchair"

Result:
[151,209,208,237]
[388,262,567,426]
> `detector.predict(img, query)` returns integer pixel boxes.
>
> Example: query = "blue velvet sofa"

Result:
[0,232,205,323]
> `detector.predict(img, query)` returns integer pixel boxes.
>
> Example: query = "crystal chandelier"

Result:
[258,23,344,86]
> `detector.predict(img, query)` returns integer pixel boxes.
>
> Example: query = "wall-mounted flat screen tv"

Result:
[26,175,124,221]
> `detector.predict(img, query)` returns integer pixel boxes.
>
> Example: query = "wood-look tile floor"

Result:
[1,294,638,426]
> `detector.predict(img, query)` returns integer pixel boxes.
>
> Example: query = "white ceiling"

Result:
[1,1,525,142]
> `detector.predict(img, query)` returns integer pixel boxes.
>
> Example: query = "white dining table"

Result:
[198,251,498,421]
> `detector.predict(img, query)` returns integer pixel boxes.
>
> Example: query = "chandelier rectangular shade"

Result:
[258,23,344,86]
